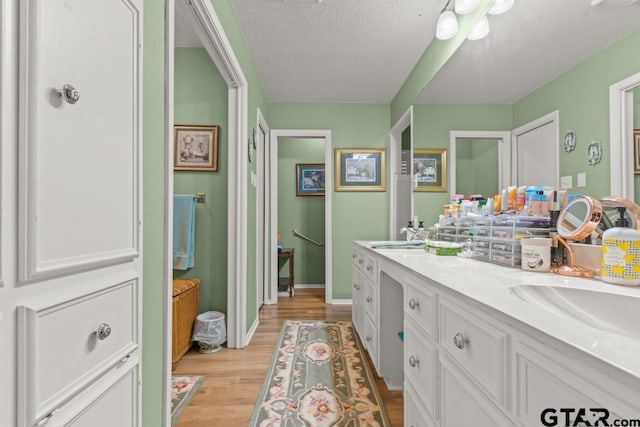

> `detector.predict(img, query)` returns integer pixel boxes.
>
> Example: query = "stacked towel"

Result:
[173,194,196,270]
[369,240,425,249]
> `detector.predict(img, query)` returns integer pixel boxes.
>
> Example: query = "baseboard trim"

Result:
[295,284,325,289]
[244,317,259,346]
[328,299,352,305]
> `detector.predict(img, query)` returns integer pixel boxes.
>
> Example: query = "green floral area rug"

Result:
[171,375,204,425]
[249,320,391,426]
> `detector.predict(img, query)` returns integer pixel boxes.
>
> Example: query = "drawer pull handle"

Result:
[408,355,419,367]
[96,323,112,340]
[366,336,372,342]
[366,265,373,272]
[358,259,364,265]
[453,332,467,349]
[366,296,372,303]
[408,298,419,310]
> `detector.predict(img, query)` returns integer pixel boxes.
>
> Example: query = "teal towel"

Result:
[173,194,196,270]
[370,240,425,249]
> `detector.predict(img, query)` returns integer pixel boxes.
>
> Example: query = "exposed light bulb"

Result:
[488,0,514,15]
[467,16,490,40]
[436,10,459,40]
[454,0,481,14]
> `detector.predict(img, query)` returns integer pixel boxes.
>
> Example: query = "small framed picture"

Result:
[296,163,325,196]
[335,148,386,192]
[413,148,447,192]
[634,130,640,174]
[174,125,219,171]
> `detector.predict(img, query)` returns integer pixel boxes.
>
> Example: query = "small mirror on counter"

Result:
[553,196,602,278]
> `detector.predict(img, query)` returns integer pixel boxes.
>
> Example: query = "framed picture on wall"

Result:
[174,125,219,171]
[296,163,325,196]
[635,130,640,174]
[413,148,447,192]
[335,148,386,192]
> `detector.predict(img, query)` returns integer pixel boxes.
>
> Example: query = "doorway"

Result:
[511,111,559,188]
[165,0,248,425]
[269,130,333,304]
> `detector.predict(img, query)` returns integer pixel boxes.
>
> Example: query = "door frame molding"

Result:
[164,0,248,424]
[268,129,333,304]
[609,71,640,199]
[256,108,269,309]
[388,106,413,240]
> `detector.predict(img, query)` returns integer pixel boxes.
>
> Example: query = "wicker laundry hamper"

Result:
[172,278,200,369]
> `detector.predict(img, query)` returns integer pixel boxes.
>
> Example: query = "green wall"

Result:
[268,103,390,299]
[456,138,499,198]
[141,0,165,425]
[278,138,326,285]
[173,47,229,315]
[513,27,640,200]
[411,104,513,225]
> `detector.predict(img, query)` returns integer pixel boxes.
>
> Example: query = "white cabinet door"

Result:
[1,0,143,426]
[440,356,511,427]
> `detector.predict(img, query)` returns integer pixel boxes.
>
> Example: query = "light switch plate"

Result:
[577,172,586,187]
[560,175,573,189]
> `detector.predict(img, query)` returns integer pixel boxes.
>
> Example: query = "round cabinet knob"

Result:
[96,323,112,340]
[366,296,372,303]
[408,355,419,367]
[408,298,419,310]
[58,84,80,104]
[352,254,356,259]
[453,332,467,349]
[366,265,373,272]
[366,336,372,342]
[358,259,364,265]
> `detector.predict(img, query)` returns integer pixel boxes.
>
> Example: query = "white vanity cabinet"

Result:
[352,242,640,427]
[352,245,380,374]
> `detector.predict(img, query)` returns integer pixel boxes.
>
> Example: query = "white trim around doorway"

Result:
[269,129,333,304]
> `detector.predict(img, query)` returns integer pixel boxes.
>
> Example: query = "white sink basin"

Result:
[510,285,640,340]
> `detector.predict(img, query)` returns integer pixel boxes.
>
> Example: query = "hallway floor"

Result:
[173,288,404,426]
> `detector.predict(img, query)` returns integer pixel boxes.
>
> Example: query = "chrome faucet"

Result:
[400,226,421,241]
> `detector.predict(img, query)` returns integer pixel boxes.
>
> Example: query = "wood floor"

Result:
[173,288,404,426]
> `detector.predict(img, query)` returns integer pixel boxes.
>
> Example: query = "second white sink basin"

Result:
[510,285,640,340]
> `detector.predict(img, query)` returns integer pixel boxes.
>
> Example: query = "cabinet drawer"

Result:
[405,380,437,427]
[363,253,377,281]
[18,281,138,426]
[363,314,378,370]
[364,280,378,322]
[404,321,439,419]
[404,277,437,340]
[440,355,511,427]
[439,297,508,408]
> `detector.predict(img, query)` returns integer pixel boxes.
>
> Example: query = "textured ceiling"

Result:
[175,0,640,104]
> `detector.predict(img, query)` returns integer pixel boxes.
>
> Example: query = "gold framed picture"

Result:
[413,148,447,192]
[335,148,386,192]
[634,130,640,174]
[174,125,219,171]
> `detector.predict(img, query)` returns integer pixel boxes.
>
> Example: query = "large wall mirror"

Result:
[449,131,511,199]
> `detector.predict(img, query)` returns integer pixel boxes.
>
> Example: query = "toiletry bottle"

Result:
[601,207,640,286]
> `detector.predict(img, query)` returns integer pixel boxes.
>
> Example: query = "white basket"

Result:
[192,311,226,353]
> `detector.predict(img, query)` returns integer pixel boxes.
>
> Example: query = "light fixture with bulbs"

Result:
[454,0,481,15]
[467,15,489,40]
[435,0,514,42]
[436,0,459,40]
[488,0,514,15]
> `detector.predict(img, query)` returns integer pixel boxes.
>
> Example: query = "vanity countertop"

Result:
[355,241,640,382]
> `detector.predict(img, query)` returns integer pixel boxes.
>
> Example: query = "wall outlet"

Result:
[577,172,586,187]
[560,175,573,189]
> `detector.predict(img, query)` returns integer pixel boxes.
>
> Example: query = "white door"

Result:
[1,0,143,426]
[512,112,559,188]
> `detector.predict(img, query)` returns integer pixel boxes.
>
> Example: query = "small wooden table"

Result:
[278,248,295,297]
